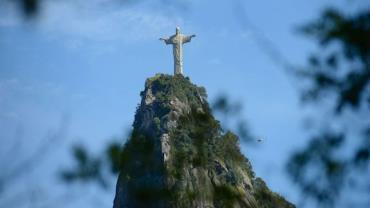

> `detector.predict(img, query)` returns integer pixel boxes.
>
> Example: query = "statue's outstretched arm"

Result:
[159,37,171,45]
[183,34,196,43]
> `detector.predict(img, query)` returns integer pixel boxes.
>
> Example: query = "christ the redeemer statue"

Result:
[160,27,196,75]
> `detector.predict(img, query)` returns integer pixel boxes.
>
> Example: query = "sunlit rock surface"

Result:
[113,74,295,208]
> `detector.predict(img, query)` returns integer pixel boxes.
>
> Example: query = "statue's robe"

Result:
[163,34,193,75]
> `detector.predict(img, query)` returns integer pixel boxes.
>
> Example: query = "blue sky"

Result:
[0,0,367,207]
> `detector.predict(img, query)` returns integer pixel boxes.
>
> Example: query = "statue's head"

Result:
[176,27,180,34]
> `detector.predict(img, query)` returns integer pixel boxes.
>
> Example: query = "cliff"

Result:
[113,74,295,208]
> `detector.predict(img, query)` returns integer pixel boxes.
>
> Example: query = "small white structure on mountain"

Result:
[160,27,196,75]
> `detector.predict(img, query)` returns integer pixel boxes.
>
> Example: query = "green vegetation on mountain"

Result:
[114,74,294,208]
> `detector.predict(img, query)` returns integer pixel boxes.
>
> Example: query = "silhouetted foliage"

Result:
[60,141,123,189]
[287,7,370,207]
[22,0,39,17]
[298,8,370,112]
[4,0,40,18]
[212,94,255,143]
[61,145,107,188]
[287,132,346,206]
[107,143,122,174]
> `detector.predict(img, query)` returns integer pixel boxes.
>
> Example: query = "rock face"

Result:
[113,74,295,208]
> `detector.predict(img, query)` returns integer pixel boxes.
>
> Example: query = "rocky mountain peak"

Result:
[113,74,295,208]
